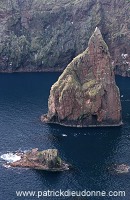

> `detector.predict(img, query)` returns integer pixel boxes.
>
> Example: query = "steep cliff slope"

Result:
[0,0,129,75]
[41,28,122,127]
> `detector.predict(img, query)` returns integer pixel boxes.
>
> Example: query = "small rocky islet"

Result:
[41,27,122,127]
[108,164,130,174]
[6,148,70,171]
[3,149,130,174]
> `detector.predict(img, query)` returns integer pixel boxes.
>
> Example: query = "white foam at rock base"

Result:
[1,153,21,163]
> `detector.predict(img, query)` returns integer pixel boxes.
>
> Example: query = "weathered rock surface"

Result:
[41,28,122,127]
[9,148,69,171]
[0,0,129,75]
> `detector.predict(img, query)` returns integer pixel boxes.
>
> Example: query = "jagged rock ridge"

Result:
[41,28,122,127]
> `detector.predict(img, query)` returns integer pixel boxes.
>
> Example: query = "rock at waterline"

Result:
[41,27,122,127]
[109,164,130,174]
[4,149,69,171]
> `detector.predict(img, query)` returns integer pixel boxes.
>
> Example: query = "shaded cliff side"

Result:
[0,0,130,75]
[41,28,122,127]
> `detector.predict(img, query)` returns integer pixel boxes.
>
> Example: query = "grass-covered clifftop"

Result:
[0,0,130,74]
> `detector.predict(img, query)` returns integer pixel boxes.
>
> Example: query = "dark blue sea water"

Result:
[0,73,130,200]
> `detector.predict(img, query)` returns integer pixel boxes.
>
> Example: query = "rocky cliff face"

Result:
[41,28,122,127]
[0,0,129,75]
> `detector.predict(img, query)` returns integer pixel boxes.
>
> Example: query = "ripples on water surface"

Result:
[0,73,130,200]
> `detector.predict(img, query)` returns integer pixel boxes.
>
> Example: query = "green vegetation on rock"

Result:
[0,0,129,73]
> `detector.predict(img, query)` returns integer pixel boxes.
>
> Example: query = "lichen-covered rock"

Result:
[41,28,122,127]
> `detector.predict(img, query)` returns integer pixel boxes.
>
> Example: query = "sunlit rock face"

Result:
[42,28,122,127]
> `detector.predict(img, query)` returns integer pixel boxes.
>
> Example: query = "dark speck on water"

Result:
[0,73,130,199]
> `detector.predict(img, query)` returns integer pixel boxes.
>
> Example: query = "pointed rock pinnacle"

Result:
[41,28,122,127]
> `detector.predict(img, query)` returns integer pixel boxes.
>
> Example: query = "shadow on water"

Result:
[47,124,123,164]
[33,169,63,183]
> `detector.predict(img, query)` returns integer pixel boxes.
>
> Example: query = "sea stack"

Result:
[42,27,122,127]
